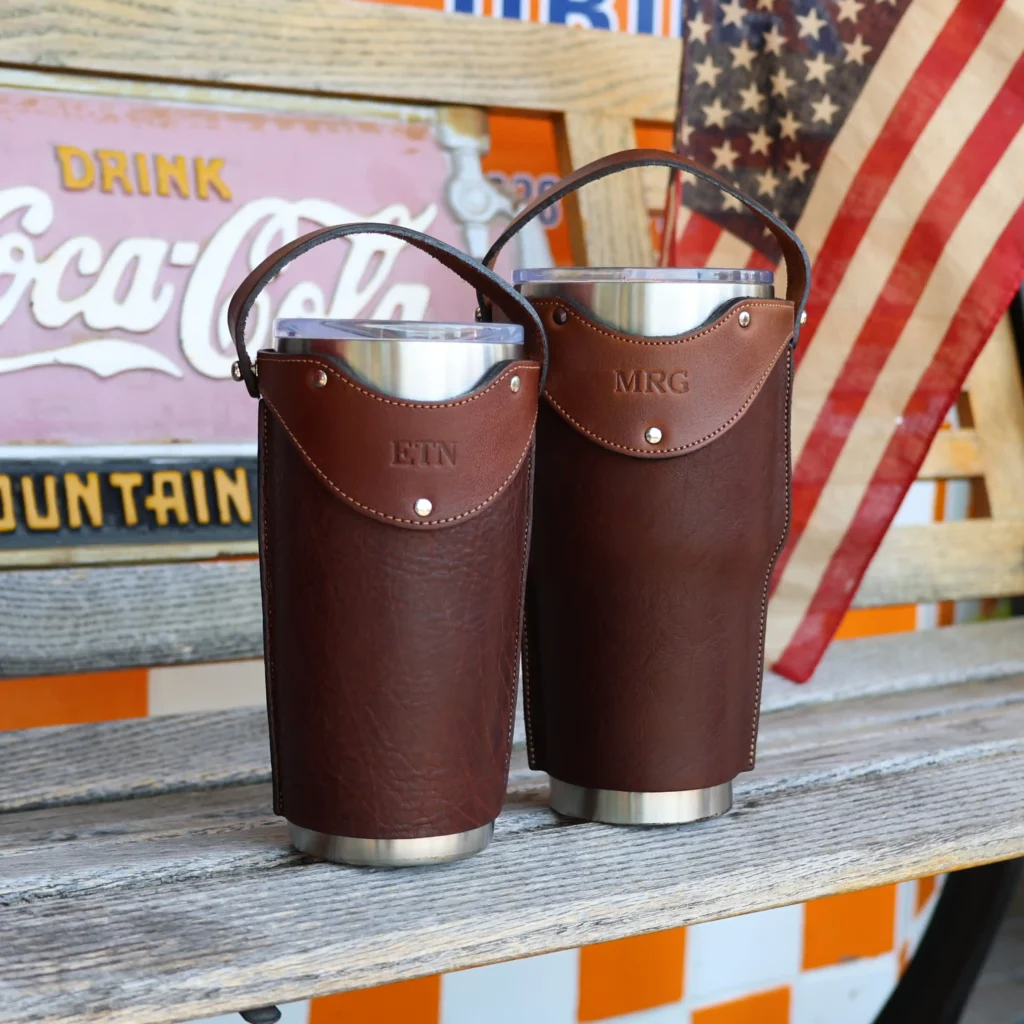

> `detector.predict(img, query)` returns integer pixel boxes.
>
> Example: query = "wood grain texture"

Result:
[5,620,1019,812]
[559,112,654,266]
[761,617,1024,710]
[966,317,1024,519]
[0,0,679,120]
[855,520,1024,607]
[918,428,984,480]
[0,666,1022,1022]
[0,560,263,678]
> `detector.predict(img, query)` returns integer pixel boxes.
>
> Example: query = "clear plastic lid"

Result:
[512,267,773,285]
[273,319,524,344]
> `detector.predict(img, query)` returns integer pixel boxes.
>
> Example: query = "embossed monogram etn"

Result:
[391,440,458,466]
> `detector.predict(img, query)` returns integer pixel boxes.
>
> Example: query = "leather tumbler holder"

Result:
[228,223,547,864]
[483,150,812,824]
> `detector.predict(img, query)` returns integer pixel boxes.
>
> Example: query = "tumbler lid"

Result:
[513,267,773,285]
[273,319,524,344]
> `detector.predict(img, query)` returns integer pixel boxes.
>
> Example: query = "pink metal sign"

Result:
[0,84,480,445]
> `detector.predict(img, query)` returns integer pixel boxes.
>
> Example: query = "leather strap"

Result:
[479,148,811,346]
[228,222,549,398]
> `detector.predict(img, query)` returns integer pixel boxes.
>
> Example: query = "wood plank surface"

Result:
[855,519,1024,607]
[0,660,1022,1023]
[0,0,679,121]
[0,559,263,678]
[4,619,1020,812]
[6,538,1021,680]
[559,112,653,266]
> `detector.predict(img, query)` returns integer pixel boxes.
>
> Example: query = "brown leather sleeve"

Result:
[259,357,537,839]
[522,300,792,792]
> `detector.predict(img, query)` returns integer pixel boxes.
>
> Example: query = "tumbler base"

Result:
[549,777,733,825]
[288,821,493,867]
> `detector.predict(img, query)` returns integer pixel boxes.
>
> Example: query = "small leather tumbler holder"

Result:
[482,150,812,825]
[228,223,547,865]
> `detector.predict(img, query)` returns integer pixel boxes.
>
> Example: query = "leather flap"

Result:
[532,298,794,459]
[256,353,540,529]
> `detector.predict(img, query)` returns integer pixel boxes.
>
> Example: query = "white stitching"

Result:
[262,357,539,409]
[533,297,793,346]
[748,352,793,765]
[544,338,790,455]
[260,393,537,527]
[503,447,533,779]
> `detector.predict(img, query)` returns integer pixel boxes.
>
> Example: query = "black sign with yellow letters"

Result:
[0,452,257,566]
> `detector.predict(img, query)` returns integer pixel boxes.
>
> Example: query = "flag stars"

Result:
[778,109,802,139]
[688,10,712,44]
[844,34,871,64]
[702,96,732,128]
[680,121,694,147]
[763,23,786,55]
[811,92,841,123]
[756,0,776,9]
[770,66,797,98]
[694,54,724,87]
[739,82,766,112]
[720,0,748,28]
[796,6,828,40]
[711,139,741,172]
[804,52,833,83]
[722,192,745,211]
[730,39,758,70]
[786,151,812,182]
[748,124,773,155]
[755,168,781,198]
[836,0,864,21]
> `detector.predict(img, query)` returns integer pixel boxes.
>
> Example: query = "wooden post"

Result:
[557,112,652,267]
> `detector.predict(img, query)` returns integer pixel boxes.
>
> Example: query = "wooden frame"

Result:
[1,6,1023,1021]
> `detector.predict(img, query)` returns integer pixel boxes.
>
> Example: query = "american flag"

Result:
[665,0,1024,681]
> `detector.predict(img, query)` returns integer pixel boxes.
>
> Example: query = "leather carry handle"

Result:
[479,148,811,345]
[228,222,549,398]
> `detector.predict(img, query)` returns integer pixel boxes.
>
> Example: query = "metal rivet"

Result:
[645,426,663,444]
[312,369,328,388]
[474,307,485,322]
[510,375,521,393]
[800,310,808,325]
[414,498,433,517]
[231,361,243,382]
[553,307,568,325]
[738,310,751,328]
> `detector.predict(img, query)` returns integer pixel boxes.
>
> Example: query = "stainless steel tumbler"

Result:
[516,266,774,826]
[271,317,525,866]
[274,319,524,401]
[514,267,774,336]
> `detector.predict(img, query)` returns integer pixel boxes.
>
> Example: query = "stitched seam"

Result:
[533,298,793,346]
[265,358,539,408]
[503,448,533,780]
[262,392,536,526]
[260,407,283,811]
[749,353,793,765]
[544,338,790,455]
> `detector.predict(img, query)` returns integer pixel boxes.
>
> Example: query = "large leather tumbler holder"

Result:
[482,149,812,824]
[228,223,547,865]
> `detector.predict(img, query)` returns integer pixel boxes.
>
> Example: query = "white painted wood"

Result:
[147,660,265,716]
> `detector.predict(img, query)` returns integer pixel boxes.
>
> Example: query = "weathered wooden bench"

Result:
[1,3,1023,1022]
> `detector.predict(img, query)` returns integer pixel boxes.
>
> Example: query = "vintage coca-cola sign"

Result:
[0,79,503,446]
